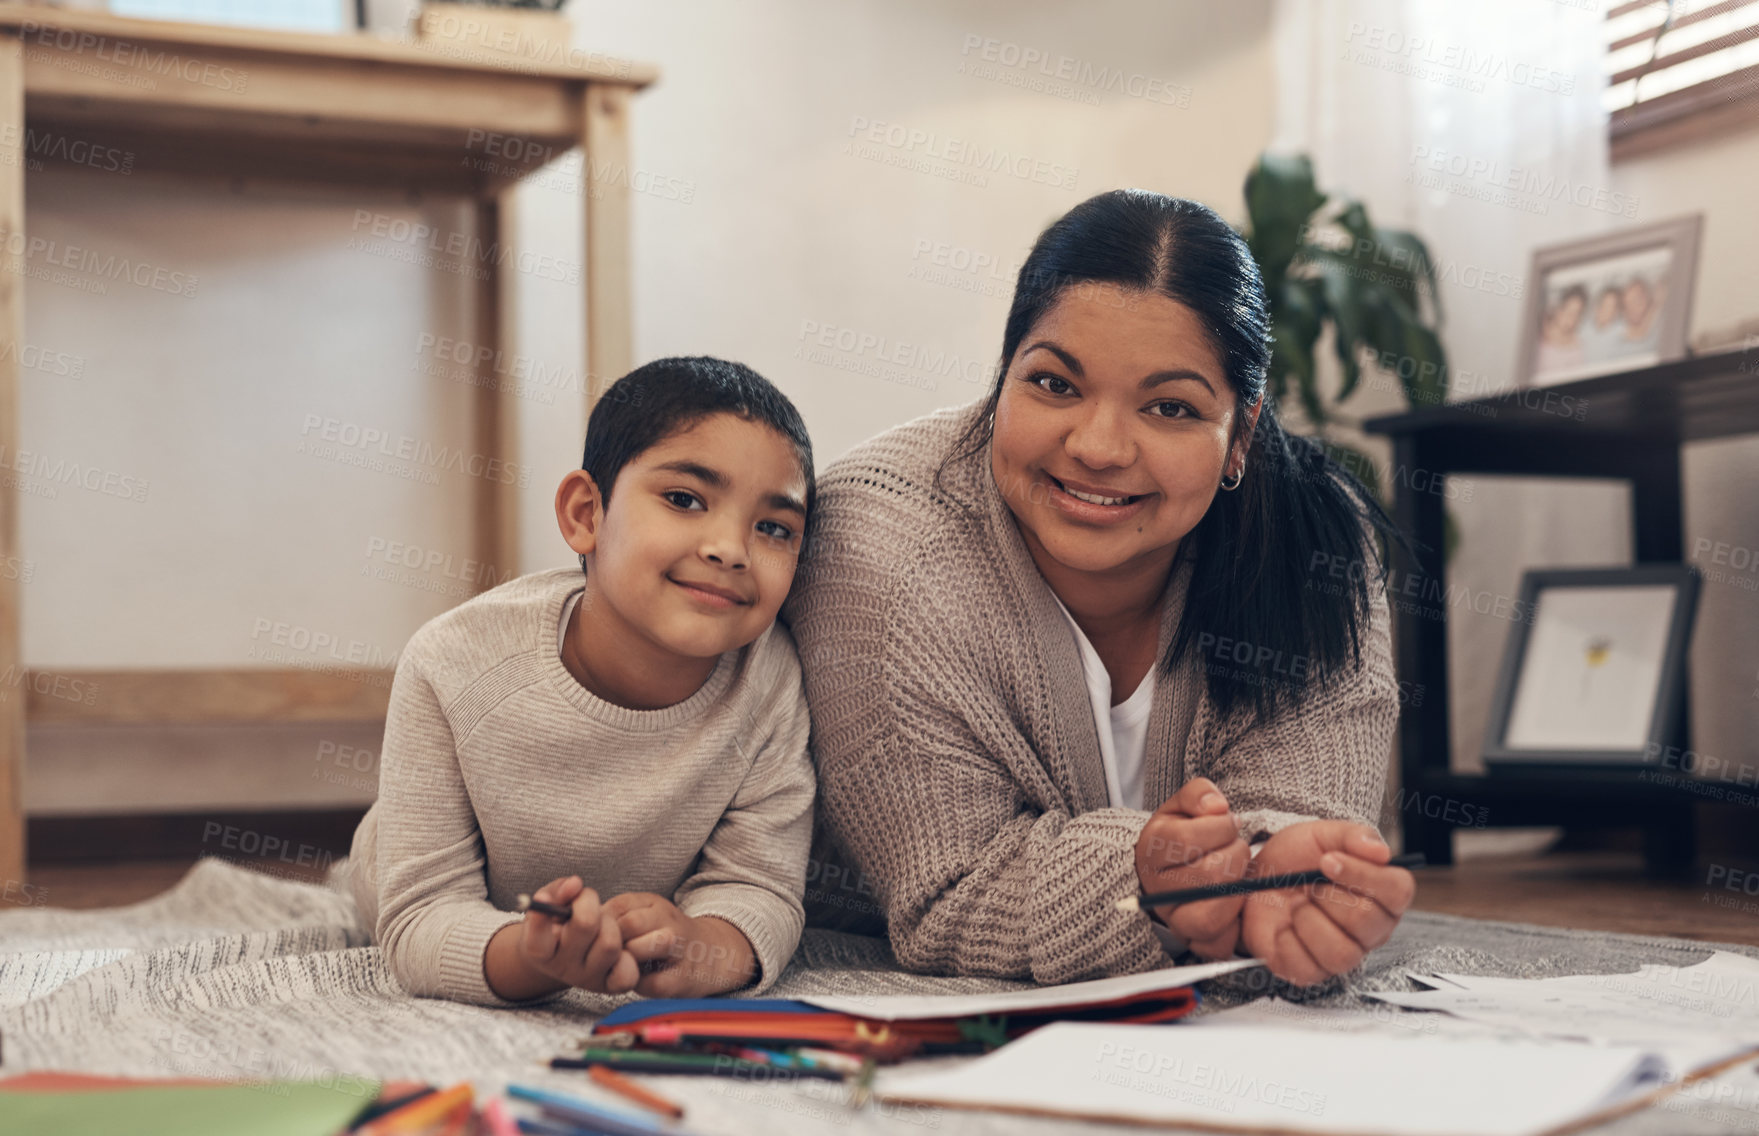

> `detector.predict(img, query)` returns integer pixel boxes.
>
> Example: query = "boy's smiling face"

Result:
[557,412,808,705]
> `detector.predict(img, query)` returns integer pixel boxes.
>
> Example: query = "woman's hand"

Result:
[604,892,759,997]
[1239,821,1415,987]
[1134,777,1251,959]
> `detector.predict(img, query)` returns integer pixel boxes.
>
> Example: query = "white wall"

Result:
[1609,129,1759,782]
[26,0,1278,814]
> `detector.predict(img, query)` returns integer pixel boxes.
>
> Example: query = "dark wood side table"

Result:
[1363,346,1757,870]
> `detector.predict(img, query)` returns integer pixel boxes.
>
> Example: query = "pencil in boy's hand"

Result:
[516,893,573,920]
[1117,852,1427,912]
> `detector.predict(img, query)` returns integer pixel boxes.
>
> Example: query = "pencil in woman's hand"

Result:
[1117,853,1427,912]
[516,893,573,920]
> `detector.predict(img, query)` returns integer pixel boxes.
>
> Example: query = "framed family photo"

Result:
[1515,215,1703,388]
[1484,566,1700,769]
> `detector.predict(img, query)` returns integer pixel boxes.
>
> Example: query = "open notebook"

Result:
[873,1020,1732,1136]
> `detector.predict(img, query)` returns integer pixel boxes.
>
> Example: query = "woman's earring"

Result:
[1219,467,1244,492]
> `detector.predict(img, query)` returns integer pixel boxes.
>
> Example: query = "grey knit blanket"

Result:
[2,857,1755,1135]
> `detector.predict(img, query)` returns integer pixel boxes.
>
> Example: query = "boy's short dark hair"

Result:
[578,356,815,572]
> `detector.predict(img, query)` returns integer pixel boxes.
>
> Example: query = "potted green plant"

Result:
[1240,153,1450,501]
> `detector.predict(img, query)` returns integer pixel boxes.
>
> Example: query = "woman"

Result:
[782,189,1415,988]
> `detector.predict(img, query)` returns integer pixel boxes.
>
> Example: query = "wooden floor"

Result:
[11,850,1759,947]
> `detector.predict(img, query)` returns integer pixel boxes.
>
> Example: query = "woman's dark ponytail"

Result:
[942,188,1409,721]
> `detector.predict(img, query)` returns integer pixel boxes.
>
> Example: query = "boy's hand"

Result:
[516,875,640,995]
[1134,778,1250,959]
[604,892,759,997]
[1239,821,1415,987]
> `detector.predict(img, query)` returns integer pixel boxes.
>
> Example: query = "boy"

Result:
[344,356,817,1006]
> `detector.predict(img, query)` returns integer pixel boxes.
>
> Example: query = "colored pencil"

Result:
[350,1087,436,1131]
[515,894,573,920]
[587,1065,686,1119]
[480,1098,520,1136]
[507,1084,667,1136]
[358,1082,474,1136]
[552,1049,842,1080]
[1118,852,1428,911]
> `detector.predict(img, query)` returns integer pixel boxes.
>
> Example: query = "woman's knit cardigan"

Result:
[780,399,1398,984]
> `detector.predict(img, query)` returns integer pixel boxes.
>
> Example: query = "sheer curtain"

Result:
[1270,0,1633,778]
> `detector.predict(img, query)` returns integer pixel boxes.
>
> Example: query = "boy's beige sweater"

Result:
[345,567,815,1007]
[781,400,1399,985]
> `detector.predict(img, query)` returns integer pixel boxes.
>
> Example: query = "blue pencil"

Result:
[507,1084,671,1136]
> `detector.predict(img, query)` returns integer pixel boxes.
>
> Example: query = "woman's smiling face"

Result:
[990,282,1256,581]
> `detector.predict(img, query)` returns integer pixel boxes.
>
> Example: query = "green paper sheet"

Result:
[1,1080,379,1136]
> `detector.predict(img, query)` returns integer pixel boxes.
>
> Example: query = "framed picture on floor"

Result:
[1515,215,1702,388]
[1483,565,1700,769]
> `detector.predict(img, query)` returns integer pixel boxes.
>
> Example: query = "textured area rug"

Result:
[2,856,1755,1135]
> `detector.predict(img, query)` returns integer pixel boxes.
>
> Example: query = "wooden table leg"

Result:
[583,82,632,413]
[471,193,516,592]
[0,33,24,889]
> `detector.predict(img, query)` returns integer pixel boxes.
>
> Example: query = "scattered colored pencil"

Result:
[349,1086,436,1131]
[508,1083,667,1136]
[587,1065,686,1119]
[357,1082,474,1136]
[479,1098,520,1136]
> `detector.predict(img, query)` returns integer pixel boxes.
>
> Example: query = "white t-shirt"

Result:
[560,589,582,655]
[1049,593,1155,811]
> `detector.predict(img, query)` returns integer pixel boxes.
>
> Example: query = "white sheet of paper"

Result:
[875,1020,1668,1136]
[1366,952,1759,1051]
[796,957,1262,1020]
